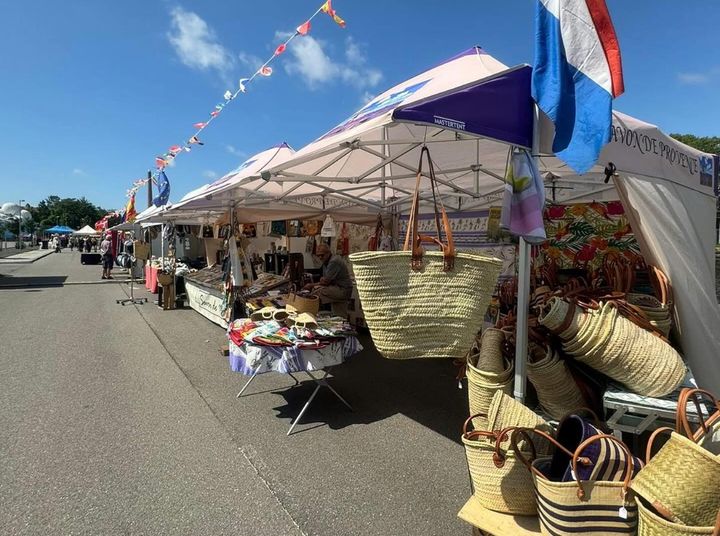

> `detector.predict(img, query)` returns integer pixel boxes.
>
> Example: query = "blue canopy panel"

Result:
[392,65,533,149]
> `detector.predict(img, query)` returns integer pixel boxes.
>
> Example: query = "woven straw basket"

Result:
[562,302,686,397]
[284,293,320,315]
[487,391,553,455]
[513,430,638,536]
[467,357,513,427]
[350,250,502,359]
[527,345,586,420]
[157,272,174,286]
[461,417,538,515]
[538,297,586,340]
[637,499,720,536]
[476,328,508,374]
[632,429,720,526]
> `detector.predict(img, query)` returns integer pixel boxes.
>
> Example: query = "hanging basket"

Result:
[350,147,502,359]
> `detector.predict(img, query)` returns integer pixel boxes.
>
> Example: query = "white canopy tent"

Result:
[155,143,381,225]
[243,46,720,393]
[73,225,100,236]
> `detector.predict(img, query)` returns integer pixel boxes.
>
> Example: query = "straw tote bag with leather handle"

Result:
[631,388,720,527]
[350,147,502,359]
[512,428,640,536]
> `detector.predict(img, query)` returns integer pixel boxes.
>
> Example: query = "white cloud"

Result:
[72,168,86,176]
[203,170,218,179]
[677,72,710,85]
[167,7,233,74]
[226,145,247,158]
[278,33,382,91]
[237,51,264,71]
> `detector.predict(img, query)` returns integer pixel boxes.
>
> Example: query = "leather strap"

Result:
[403,146,455,271]
[675,388,720,441]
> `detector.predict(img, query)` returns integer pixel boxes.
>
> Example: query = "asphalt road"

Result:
[0,250,474,535]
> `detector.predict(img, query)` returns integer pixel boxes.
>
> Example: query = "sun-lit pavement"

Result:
[0,251,472,535]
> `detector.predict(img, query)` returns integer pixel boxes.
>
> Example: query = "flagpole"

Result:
[147,170,153,209]
[513,105,541,404]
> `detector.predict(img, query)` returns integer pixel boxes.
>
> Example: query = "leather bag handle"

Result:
[570,433,636,500]
[675,388,720,442]
[403,146,455,271]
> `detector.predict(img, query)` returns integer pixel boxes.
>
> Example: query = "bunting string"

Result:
[124,0,347,201]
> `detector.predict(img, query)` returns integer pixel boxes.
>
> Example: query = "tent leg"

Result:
[513,238,530,404]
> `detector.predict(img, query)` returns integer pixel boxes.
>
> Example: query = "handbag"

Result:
[676,387,720,454]
[133,240,150,261]
[636,500,720,536]
[284,293,320,315]
[349,147,502,359]
[631,389,720,527]
[512,428,639,536]
[367,214,384,251]
[461,417,539,515]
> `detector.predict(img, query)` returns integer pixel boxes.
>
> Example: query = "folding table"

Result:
[229,336,362,435]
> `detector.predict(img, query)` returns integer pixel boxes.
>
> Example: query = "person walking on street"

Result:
[100,233,114,280]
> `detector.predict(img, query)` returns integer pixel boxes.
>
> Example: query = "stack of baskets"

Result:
[538,297,686,397]
[466,329,513,428]
[527,344,586,419]
[627,292,672,337]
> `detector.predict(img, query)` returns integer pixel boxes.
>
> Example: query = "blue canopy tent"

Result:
[45,225,75,234]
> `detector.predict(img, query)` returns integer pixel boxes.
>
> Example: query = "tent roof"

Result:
[73,225,100,235]
[46,225,75,234]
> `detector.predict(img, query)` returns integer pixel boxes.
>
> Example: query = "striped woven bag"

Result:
[512,428,639,536]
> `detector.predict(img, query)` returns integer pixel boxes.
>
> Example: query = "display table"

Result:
[144,265,158,293]
[458,496,540,536]
[229,336,362,435]
[185,279,228,328]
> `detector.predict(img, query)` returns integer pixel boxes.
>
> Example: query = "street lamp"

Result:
[18,199,24,250]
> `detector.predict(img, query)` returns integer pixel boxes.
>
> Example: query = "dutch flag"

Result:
[533,0,624,174]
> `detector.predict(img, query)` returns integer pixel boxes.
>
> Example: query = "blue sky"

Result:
[1,1,717,211]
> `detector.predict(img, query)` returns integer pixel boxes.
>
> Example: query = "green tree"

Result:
[29,196,109,231]
[669,134,720,155]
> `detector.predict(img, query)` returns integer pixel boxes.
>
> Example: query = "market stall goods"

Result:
[466,350,513,428]
[512,429,639,536]
[461,417,539,515]
[636,499,720,536]
[632,388,720,527]
[527,345,586,420]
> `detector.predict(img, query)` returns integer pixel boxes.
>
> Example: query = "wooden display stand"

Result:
[458,496,540,536]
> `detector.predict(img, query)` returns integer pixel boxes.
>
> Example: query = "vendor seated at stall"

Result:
[304,243,352,317]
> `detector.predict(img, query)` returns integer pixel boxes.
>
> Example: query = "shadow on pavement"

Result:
[271,335,468,443]
[0,275,68,289]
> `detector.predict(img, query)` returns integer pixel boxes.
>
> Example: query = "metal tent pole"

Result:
[513,104,541,404]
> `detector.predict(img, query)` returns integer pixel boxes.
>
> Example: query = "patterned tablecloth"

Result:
[229,336,362,376]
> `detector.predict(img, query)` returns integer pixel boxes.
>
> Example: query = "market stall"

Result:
[239,46,719,533]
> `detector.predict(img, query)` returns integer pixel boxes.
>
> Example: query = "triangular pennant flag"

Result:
[155,156,167,169]
[223,90,233,101]
[321,0,346,28]
[239,78,249,93]
[259,66,272,77]
[168,145,182,155]
[274,44,287,56]
[183,146,191,152]
[193,122,207,129]
[332,12,346,27]
[188,136,204,145]
[215,103,224,110]
[210,110,220,117]
[296,20,311,35]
